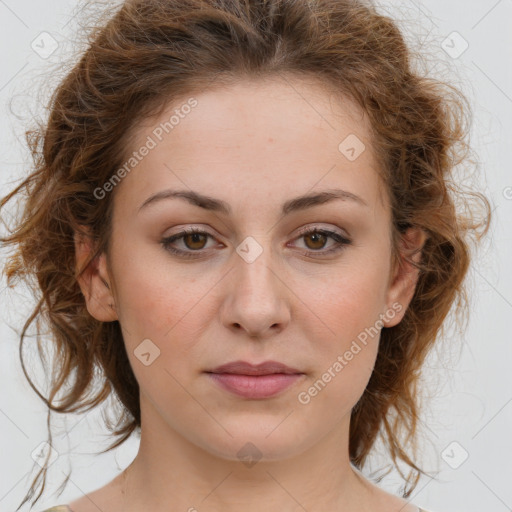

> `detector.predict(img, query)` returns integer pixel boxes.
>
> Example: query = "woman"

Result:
[0,0,491,511]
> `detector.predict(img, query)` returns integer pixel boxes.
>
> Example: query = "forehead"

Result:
[113,75,387,217]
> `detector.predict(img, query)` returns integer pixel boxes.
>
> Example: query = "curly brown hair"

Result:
[0,0,491,509]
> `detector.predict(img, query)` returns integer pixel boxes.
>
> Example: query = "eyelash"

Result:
[161,226,352,259]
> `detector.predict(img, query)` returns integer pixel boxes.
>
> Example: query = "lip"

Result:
[208,360,303,375]
[205,360,305,399]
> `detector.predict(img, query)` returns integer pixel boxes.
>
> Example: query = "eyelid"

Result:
[293,223,350,239]
[162,226,220,251]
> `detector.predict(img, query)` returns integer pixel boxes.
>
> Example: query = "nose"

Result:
[219,242,291,339]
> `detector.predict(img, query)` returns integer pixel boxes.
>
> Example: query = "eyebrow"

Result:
[137,187,368,216]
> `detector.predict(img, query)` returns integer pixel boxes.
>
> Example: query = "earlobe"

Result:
[74,228,118,322]
[383,227,428,328]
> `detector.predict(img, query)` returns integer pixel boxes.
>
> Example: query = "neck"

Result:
[120,398,367,512]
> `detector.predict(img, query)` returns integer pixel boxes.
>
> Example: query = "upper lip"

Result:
[207,360,303,376]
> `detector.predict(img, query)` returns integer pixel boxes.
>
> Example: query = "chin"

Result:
[185,417,320,464]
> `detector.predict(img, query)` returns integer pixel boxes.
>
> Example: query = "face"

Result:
[76,75,424,463]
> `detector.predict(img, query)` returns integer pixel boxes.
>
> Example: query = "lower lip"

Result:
[206,372,304,399]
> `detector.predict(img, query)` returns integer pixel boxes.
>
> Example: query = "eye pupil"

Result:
[185,233,207,249]
[305,231,327,250]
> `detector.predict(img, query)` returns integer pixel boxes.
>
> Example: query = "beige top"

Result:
[40,508,73,512]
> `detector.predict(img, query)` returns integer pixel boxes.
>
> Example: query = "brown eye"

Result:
[183,232,208,250]
[161,228,217,258]
[291,227,352,257]
[162,226,351,260]
[303,231,328,250]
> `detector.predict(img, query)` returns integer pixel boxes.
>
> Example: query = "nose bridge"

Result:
[234,234,281,301]
[223,234,290,336]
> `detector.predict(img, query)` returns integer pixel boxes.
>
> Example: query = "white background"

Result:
[0,1,511,511]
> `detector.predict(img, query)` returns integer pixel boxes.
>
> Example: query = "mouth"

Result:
[205,360,305,399]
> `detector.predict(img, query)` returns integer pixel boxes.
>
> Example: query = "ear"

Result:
[74,226,118,322]
[383,226,428,328]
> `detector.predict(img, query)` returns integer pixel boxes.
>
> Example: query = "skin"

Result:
[73,75,427,512]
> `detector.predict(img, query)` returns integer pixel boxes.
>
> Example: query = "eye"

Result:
[290,226,352,257]
[161,227,218,258]
[161,226,352,259]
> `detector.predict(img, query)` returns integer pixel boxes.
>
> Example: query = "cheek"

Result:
[296,287,382,416]
[300,258,390,342]
[110,245,226,370]
[294,261,389,401]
